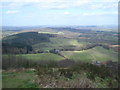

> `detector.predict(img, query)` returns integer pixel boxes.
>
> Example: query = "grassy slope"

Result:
[32,37,87,50]
[3,46,117,62]
[3,32,52,45]
[2,70,38,88]
[38,31,64,35]
[60,46,118,62]
[19,53,64,61]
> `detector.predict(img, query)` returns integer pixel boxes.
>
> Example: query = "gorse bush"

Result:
[35,62,119,88]
[70,62,117,80]
[86,64,110,80]
[58,68,73,79]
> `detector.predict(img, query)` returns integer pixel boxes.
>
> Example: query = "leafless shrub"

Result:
[35,74,96,88]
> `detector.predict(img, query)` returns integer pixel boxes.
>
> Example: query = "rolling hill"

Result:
[60,46,118,62]
[2,32,56,54]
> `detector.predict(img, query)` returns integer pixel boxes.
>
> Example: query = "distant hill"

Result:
[2,32,56,54]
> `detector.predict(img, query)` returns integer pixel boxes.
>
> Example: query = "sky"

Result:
[0,0,119,26]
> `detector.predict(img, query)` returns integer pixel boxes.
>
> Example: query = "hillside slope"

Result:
[2,32,56,54]
[60,46,118,62]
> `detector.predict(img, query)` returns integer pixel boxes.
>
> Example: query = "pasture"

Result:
[32,37,88,51]
[60,46,118,62]
[2,70,39,88]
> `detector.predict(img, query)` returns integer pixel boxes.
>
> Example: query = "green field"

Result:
[2,70,39,88]
[60,46,118,62]
[38,31,64,35]
[32,37,88,50]
[18,53,64,61]
[3,46,118,63]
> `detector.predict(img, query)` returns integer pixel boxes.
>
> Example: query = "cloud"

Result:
[82,11,118,16]
[1,0,119,2]
[101,0,119,2]
[63,12,71,15]
[1,0,118,11]
[1,0,90,9]
[1,0,38,2]
[31,0,90,10]
[90,3,118,10]
[0,0,89,3]
[6,10,20,14]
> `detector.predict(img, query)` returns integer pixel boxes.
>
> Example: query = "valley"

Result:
[2,26,119,88]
